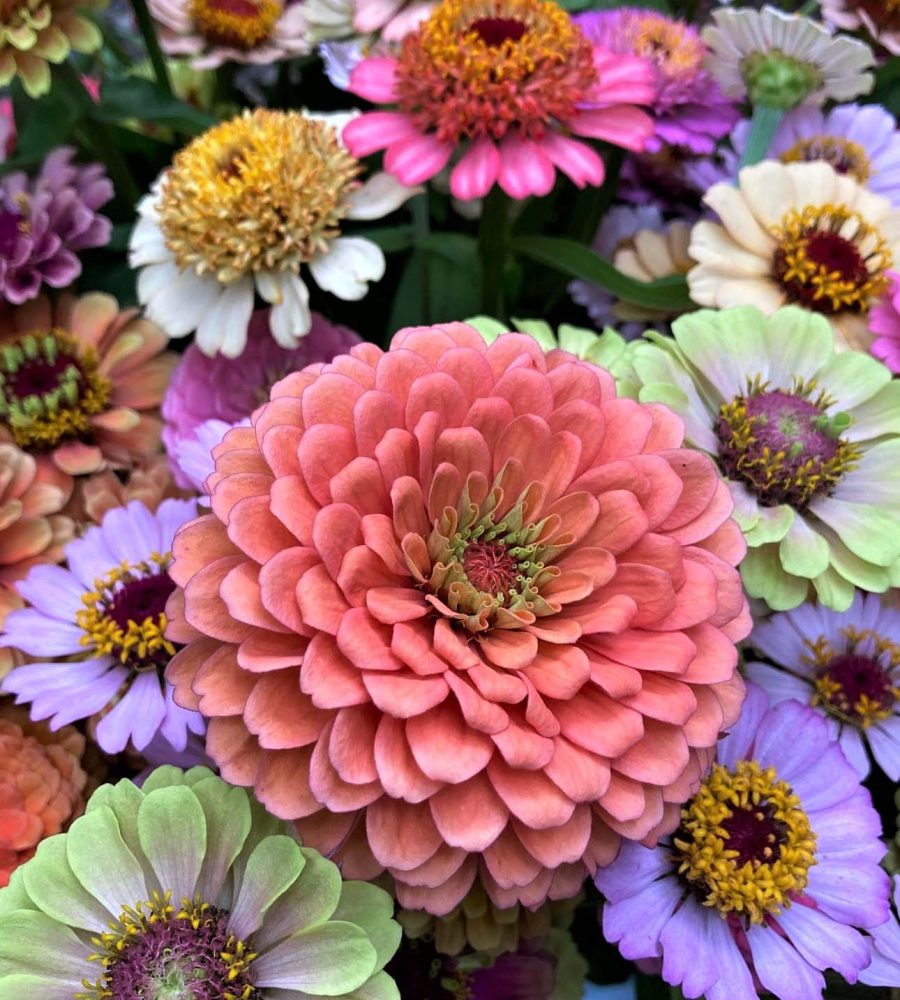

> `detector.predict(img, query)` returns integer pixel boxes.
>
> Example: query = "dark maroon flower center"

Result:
[851,0,900,31]
[816,652,897,720]
[469,15,527,44]
[719,802,786,866]
[716,390,857,509]
[6,346,81,401]
[462,541,519,596]
[107,572,177,632]
[102,906,259,1000]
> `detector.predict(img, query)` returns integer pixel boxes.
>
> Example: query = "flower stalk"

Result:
[128,0,174,95]
[737,103,784,169]
[479,186,510,318]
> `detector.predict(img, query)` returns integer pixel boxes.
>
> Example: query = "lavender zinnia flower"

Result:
[575,7,738,154]
[161,307,361,487]
[0,498,204,755]
[596,684,890,1000]
[0,147,112,304]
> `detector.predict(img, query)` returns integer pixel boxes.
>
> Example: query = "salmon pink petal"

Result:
[429,774,509,852]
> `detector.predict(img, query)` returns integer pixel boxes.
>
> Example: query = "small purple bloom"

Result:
[575,8,739,155]
[747,591,900,780]
[0,498,204,756]
[596,685,890,1000]
[162,307,361,488]
[0,147,113,305]
[860,876,900,987]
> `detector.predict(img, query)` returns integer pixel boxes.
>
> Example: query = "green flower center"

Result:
[740,50,821,109]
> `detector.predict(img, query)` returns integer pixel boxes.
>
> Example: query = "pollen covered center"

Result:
[673,759,817,925]
[157,109,362,283]
[188,0,281,48]
[780,136,871,185]
[771,203,891,315]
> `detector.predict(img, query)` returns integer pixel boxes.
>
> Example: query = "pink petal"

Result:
[342,111,419,158]
[347,56,398,103]
[497,134,556,200]
[570,106,655,152]
[538,132,606,189]
[384,134,454,186]
[449,137,501,200]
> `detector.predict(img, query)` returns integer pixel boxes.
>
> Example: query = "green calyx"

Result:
[740,50,821,109]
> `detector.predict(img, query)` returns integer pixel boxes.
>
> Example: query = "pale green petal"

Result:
[0,973,75,999]
[810,498,900,566]
[228,836,304,941]
[817,348,892,411]
[347,971,402,1000]
[0,867,32,918]
[253,921,377,994]
[740,544,810,610]
[889,556,900,587]
[811,566,856,612]
[778,515,830,579]
[817,524,892,593]
[87,780,156,887]
[18,55,51,98]
[332,882,400,973]
[465,315,510,343]
[762,307,834,383]
[830,440,900,504]
[141,764,200,792]
[66,806,148,917]
[191,774,252,902]
[743,503,794,546]
[138,786,207,902]
[557,324,604,358]
[64,12,103,52]
[21,836,111,930]
[670,307,767,400]
[253,849,342,951]
[843,380,900,443]
[727,480,762,532]
[0,909,91,979]
[509,317,557,349]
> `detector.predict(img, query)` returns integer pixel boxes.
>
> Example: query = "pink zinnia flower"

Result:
[166,322,749,915]
[342,0,656,200]
[870,270,900,373]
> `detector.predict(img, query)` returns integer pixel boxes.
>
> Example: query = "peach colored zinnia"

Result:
[0,293,177,481]
[166,322,749,915]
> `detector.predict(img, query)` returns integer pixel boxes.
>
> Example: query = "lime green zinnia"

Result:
[0,766,401,1000]
[467,316,641,397]
[631,305,900,611]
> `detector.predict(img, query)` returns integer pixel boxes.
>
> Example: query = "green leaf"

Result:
[511,235,694,311]
[388,234,481,332]
[91,76,216,133]
[361,225,415,254]
[1,80,84,171]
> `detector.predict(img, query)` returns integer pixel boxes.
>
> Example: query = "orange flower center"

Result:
[188,0,281,49]
[393,0,598,142]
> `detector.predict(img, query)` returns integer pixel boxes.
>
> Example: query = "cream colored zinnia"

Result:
[688,160,900,352]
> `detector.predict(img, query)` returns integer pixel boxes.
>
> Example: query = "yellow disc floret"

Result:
[673,760,817,925]
[76,553,176,668]
[158,109,362,283]
[780,136,871,185]
[188,0,281,49]
[0,330,111,451]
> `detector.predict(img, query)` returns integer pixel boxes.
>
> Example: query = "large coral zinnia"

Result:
[166,322,749,915]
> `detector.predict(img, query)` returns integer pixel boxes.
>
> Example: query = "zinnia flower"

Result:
[162,307,360,488]
[342,0,656,201]
[130,108,415,358]
[172,417,250,495]
[631,305,900,611]
[568,205,693,337]
[870,270,900,373]
[1,498,204,755]
[0,0,103,97]
[687,160,900,352]
[0,147,112,305]
[147,0,310,69]
[701,5,875,109]
[0,766,402,999]
[861,876,900,986]
[821,0,900,56]
[596,685,891,1000]
[0,292,176,480]
[731,103,900,207]
[746,590,900,779]
[0,702,86,887]
[166,321,749,914]
[574,8,738,154]
[73,454,192,526]
[306,0,434,43]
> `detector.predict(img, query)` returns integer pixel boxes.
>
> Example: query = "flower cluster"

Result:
[2,0,900,994]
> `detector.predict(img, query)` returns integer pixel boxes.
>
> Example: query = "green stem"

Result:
[478,187,510,319]
[738,103,784,170]
[129,0,173,95]
[411,193,432,325]
[797,0,819,14]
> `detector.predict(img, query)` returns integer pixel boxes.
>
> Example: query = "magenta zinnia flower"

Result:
[0,498,204,755]
[342,0,656,200]
[596,684,891,1000]
[0,147,112,305]
[870,271,900,373]
[574,8,738,155]
[162,307,361,488]
[165,321,749,916]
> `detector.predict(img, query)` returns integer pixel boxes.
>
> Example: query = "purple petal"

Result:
[751,699,830,784]
[0,607,84,654]
[746,924,824,1000]
[594,841,672,902]
[601,876,683,960]
[14,563,85,619]
[777,902,870,980]
[658,896,724,997]
[867,715,900,781]
[716,682,769,769]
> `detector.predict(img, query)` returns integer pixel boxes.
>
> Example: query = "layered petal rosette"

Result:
[166,322,749,915]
